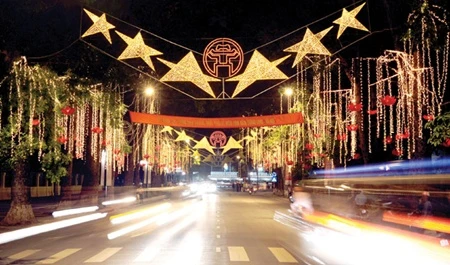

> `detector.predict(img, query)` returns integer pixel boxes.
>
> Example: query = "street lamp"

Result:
[284,87,293,113]
[101,149,107,196]
[144,86,155,96]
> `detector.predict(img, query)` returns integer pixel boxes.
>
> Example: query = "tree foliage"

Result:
[424,111,450,147]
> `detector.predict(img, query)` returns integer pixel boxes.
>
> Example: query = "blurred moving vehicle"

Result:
[283,159,450,265]
[294,159,450,236]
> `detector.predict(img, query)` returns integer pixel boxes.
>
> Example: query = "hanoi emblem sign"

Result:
[203,38,244,78]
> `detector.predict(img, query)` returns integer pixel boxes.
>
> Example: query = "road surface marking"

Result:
[133,247,160,262]
[268,247,298,263]
[84,248,122,263]
[8,249,41,260]
[216,247,221,252]
[228,246,249,261]
[36,248,81,264]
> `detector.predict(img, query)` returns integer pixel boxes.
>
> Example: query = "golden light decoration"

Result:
[202,154,214,163]
[193,137,215,155]
[82,9,116,44]
[116,31,162,71]
[284,27,333,67]
[160,126,174,135]
[174,130,194,143]
[228,50,289,98]
[221,136,243,155]
[158,52,218,98]
[333,3,369,39]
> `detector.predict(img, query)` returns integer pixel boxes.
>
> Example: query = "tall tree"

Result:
[0,58,74,225]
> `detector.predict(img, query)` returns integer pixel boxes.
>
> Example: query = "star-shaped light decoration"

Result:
[158,52,218,98]
[333,3,369,39]
[82,9,116,44]
[221,136,243,155]
[116,31,162,71]
[228,50,290,98]
[193,137,215,155]
[160,126,174,135]
[174,130,194,143]
[203,154,214,163]
[284,27,333,67]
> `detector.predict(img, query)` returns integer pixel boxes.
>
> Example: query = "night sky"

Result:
[0,0,447,120]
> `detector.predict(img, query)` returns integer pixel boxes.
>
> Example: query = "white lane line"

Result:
[84,247,122,263]
[133,247,160,262]
[268,247,298,263]
[228,246,249,262]
[36,248,81,264]
[8,249,41,260]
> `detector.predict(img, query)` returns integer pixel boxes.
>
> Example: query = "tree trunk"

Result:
[80,105,100,205]
[340,55,369,164]
[124,154,135,186]
[1,159,36,226]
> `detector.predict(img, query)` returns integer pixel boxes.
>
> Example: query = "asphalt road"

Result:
[0,191,310,265]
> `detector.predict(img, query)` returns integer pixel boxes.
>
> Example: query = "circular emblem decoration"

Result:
[203,38,244,78]
[209,131,227,147]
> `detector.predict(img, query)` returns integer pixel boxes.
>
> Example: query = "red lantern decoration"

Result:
[348,103,362,112]
[286,160,294,166]
[143,154,150,159]
[314,134,321,138]
[61,106,75,115]
[367,109,377,115]
[32,119,40,126]
[91,127,103,134]
[396,132,410,140]
[381,95,397,106]
[384,136,393,144]
[57,136,68,144]
[336,133,347,141]
[347,124,359,131]
[305,143,314,150]
[442,138,450,147]
[423,114,434,121]
[392,149,402,156]
[353,153,361,159]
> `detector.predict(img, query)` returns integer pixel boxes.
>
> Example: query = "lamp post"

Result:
[284,87,293,113]
[101,149,107,197]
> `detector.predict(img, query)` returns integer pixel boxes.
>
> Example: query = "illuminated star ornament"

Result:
[158,52,219,98]
[193,137,215,155]
[284,27,333,67]
[221,136,243,155]
[174,130,194,143]
[116,31,162,71]
[82,9,116,44]
[229,50,289,98]
[160,126,174,135]
[333,3,369,39]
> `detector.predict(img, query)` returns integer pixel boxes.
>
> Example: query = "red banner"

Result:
[129,111,303,128]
